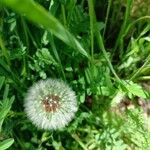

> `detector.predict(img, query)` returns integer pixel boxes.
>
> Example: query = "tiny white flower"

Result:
[24,78,78,130]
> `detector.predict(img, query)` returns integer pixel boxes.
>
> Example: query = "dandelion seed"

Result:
[24,78,78,130]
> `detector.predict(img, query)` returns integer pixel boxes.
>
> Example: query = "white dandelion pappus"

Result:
[24,78,78,130]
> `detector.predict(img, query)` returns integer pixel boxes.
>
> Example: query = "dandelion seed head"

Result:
[24,78,78,130]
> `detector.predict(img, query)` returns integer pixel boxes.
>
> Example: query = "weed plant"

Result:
[0,0,150,149]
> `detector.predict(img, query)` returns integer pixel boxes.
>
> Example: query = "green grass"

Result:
[0,0,150,149]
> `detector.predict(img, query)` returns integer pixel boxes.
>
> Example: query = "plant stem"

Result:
[88,0,94,61]
[137,76,150,81]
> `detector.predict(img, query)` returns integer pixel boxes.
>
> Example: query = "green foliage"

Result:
[0,0,150,149]
[0,0,89,58]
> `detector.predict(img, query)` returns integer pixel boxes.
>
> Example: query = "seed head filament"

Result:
[42,94,60,112]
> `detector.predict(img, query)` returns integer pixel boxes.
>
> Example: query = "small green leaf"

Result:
[122,80,150,99]
[36,48,58,66]
[79,92,85,103]
[52,141,65,150]
[126,83,150,99]
[0,138,14,150]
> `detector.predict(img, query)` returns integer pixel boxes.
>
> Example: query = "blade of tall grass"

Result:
[137,76,150,81]
[96,31,121,83]
[103,0,112,37]
[123,16,150,41]
[0,76,5,90]
[61,4,67,27]
[130,54,150,81]
[88,0,121,83]
[88,0,95,61]
[113,0,133,55]
[0,0,89,58]
[49,34,66,81]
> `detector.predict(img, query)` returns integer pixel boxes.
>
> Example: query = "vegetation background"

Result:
[0,0,150,149]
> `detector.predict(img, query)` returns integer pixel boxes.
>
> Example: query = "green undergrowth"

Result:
[0,0,150,149]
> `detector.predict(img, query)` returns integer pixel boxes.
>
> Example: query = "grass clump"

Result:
[0,0,150,149]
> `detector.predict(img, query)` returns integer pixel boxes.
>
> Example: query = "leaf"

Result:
[122,80,150,99]
[79,92,85,103]
[0,138,14,150]
[36,48,58,66]
[127,83,150,99]
[52,141,65,150]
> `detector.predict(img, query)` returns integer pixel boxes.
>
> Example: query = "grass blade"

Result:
[0,96,15,132]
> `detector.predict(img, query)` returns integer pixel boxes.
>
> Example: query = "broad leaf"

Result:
[0,138,14,150]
